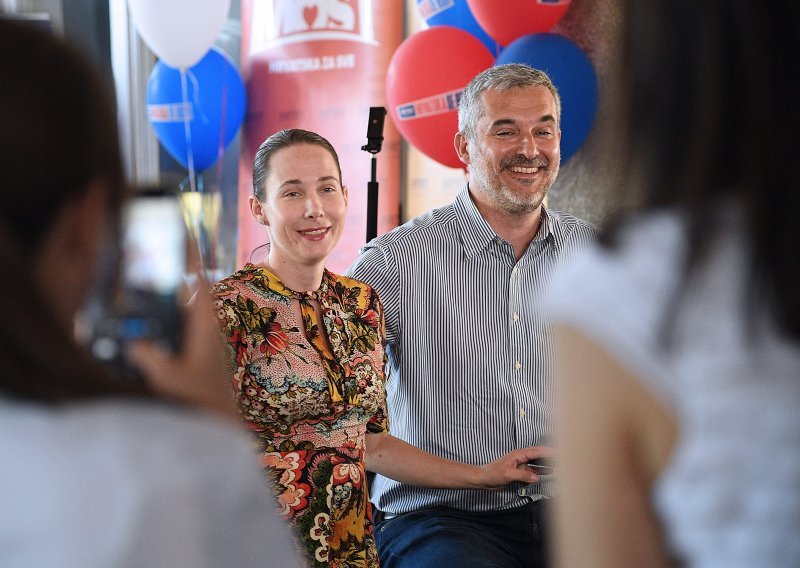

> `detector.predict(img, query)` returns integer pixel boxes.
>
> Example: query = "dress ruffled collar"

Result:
[244,263,331,302]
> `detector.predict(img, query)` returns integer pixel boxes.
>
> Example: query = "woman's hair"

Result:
[251,128,342,202]
[612,1,800,339]
[458,63,560,140]
[0,18,149,401]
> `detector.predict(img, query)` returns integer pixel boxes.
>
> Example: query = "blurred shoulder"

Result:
[0,396,260,482]
[544,207,600,243]
[0,396,301,567]
[551,210,683,302]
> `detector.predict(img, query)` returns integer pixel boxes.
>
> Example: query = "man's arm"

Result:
[365,431,549,489]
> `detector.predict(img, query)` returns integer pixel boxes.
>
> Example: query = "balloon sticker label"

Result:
[417,0,455,19]
[397,89,462,121]
[147,102,193,123]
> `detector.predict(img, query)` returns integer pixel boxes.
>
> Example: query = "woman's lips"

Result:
[298,226,330,240]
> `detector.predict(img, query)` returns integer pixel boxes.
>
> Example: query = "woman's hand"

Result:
[126,282,237,420]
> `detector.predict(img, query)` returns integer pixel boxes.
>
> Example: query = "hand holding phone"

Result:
[86,187,186,378]
[526,458,556,476]
[125,285,238,419]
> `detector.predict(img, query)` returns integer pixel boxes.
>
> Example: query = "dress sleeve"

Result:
[210,283,248,396]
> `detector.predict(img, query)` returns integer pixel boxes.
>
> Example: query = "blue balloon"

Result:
[416,0,501,56]
[496,33,598,162]
[146,47,246,171]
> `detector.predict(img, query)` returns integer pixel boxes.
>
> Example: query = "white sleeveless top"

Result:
[547,206,800,567]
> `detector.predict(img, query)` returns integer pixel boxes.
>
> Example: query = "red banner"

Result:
[238,0,403,273]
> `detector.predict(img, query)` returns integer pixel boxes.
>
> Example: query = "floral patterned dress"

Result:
[211,265,388,567]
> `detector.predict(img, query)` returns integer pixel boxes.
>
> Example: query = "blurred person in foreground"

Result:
[547,1,800,567]
[211,128,547,567]
[0,17,301,567]
[347,63,597,567]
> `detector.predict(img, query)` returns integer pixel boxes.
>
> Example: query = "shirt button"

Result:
[514,361,521,370]
[519,408,526,417]
[512,313,519,321]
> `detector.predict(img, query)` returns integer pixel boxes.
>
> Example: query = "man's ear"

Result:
[248,195,268,225]
[454,131,471,166]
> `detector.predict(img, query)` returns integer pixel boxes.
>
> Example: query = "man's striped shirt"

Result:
[347,187,598,513]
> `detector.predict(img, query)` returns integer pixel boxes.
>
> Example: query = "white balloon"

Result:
[128,0,231,69]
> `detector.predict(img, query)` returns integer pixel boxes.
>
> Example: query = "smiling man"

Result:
[347,64,597,568]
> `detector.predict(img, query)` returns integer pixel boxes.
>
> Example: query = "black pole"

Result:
[366,154,379,242]
[361,106,386,243]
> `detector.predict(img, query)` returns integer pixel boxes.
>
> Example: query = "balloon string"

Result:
[180,68,197,193]
[179,68,209,279]
[216,83,227,180]
[198,174,218,276]
[200,77,227,277]
[179,175,208,280]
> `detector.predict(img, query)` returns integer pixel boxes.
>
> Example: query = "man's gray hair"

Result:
[457,63,560,139]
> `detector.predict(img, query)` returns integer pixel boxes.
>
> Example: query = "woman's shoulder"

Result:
[0,397,259,479]
[324,270,383,316]
[546,211,688,395]
[549,210,685,318]
[212,264,262,296]
[0,396,303,567]
[326,269,381,302]
[327,269,374,292]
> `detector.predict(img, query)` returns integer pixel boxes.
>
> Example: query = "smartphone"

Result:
[526,458,556,476]
[86,187,186,375]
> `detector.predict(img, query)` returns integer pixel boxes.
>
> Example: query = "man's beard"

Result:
[473,155,558,217]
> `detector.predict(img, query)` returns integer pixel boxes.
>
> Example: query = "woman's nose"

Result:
[305,195,324,218]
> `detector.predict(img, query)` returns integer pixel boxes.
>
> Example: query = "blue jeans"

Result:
[374,499,549,568]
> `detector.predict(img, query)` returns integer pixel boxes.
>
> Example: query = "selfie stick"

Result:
[361,107,387,243]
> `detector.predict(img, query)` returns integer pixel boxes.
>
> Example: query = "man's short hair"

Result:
[458,63,561,139]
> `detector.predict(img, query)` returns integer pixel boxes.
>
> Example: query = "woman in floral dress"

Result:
[212,129,546,567]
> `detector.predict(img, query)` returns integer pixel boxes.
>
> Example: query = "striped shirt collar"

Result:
[454,185,554,259]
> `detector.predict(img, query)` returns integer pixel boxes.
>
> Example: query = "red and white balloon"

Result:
[386,26,494,169]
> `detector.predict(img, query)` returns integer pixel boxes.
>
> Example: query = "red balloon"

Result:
[386,26,494,169]
[467,0,572,46]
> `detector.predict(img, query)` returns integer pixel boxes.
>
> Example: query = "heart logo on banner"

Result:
[303,5,318,29]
